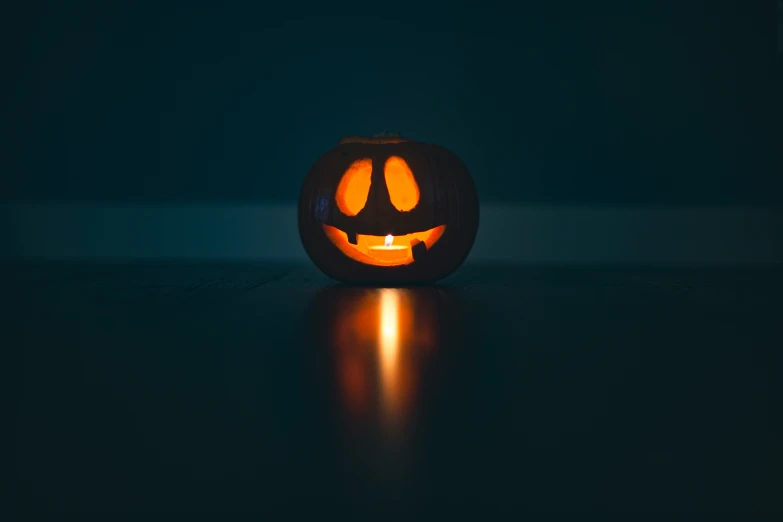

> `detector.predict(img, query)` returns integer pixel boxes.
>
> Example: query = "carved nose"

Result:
[364,158,397,215]
[353,157,400,231]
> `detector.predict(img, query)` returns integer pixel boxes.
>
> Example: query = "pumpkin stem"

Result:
[338,131,408,145]
[372,131,402,138]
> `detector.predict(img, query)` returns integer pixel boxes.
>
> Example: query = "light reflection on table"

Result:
[332,288,437,433]
[308,285,464,456]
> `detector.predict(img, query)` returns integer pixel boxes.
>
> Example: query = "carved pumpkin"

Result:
[298,133,479,283]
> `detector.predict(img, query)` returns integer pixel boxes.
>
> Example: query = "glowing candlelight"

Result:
[368,234,408,262]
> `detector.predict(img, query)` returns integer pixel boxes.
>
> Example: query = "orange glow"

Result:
[379,289,399,367]
[329,288,439,432]
[338,357,369,416]
[322,224,446,266]
[378,289,405,424]
[367,234,408,262]
[384,156,420,212]
[335,158,372,216]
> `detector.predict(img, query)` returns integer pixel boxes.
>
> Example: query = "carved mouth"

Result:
[321,223,446,266]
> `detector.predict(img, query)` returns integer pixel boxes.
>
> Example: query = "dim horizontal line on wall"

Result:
[2,203,782,266]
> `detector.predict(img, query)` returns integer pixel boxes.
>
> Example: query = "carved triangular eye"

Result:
[335,158,372,216]
[384,156,419,212]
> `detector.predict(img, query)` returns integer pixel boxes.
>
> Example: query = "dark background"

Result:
[5,3,783,516]
[1,1,779,205]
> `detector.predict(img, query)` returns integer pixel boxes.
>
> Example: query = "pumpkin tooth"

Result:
[346,231,358,245]
[411,239,428,262]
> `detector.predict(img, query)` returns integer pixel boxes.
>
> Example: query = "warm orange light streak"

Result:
[379,289,403,425]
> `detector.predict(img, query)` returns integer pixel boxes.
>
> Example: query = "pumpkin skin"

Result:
[298,134,479,284]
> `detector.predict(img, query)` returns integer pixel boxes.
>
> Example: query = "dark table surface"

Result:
[5,262,783,516]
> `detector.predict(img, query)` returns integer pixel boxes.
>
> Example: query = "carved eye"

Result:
[335,158,372,216]
[384,156,419,212]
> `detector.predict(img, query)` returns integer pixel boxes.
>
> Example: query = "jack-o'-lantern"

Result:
[298,132,479,283]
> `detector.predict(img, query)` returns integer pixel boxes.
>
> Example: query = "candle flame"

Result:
[385,234,393,247]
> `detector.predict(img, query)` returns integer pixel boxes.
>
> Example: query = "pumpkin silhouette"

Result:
[299,133,479,283]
